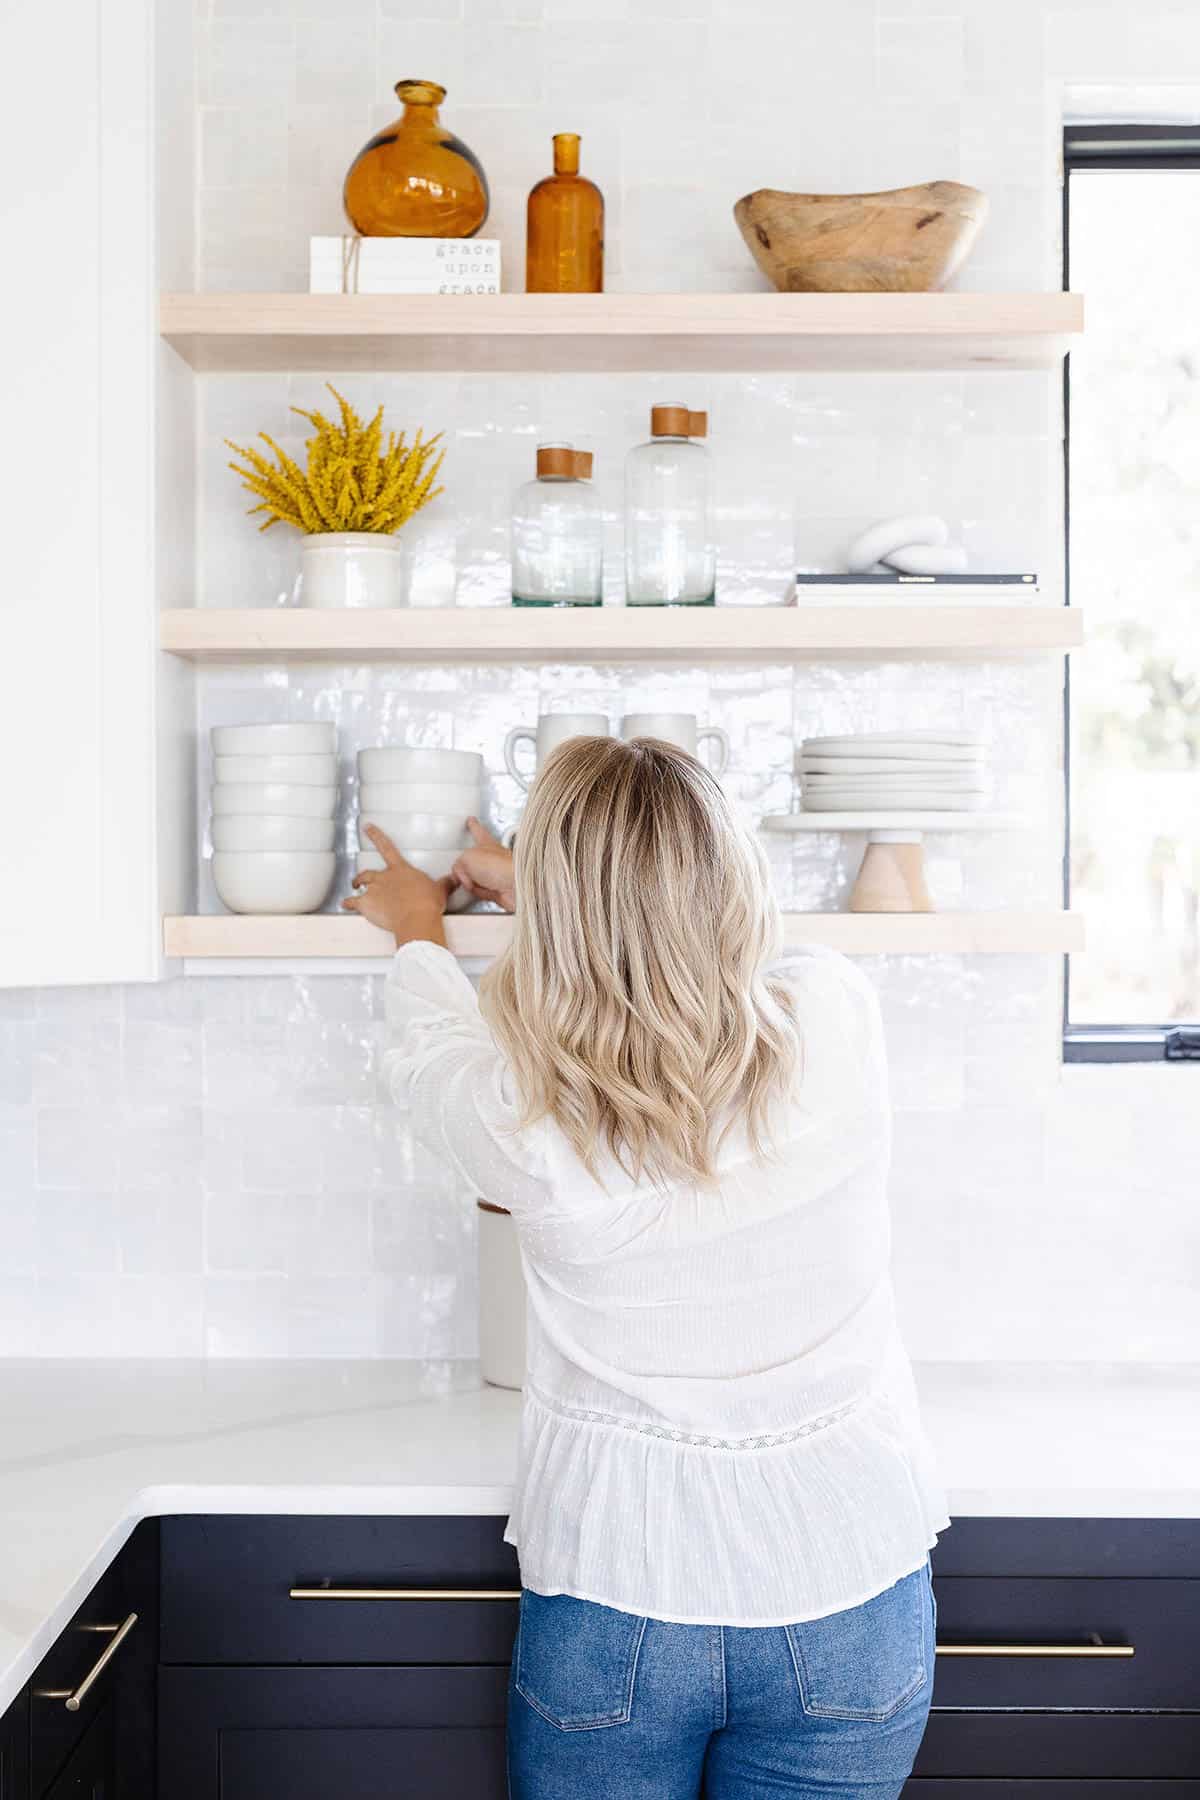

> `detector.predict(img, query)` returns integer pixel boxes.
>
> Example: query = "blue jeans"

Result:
[507,1564,935,1798]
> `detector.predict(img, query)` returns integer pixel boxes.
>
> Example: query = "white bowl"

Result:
[212,851,336,915]
[357,747,483,786]
[211,783,338,819]
[358,781,482,816]
[356,810,470,853]
[210,722,336,757]
[355,847,472,912]
[211,814,337,852]
[214,753,338,787]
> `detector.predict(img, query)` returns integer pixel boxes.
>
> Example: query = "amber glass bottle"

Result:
[525,134,604,293]
[343,80,489,238]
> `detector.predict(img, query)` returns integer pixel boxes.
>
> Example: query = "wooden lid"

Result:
[650,404,708,438]
[536,444,592,479]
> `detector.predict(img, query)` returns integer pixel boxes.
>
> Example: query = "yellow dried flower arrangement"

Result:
[226,385,445,535]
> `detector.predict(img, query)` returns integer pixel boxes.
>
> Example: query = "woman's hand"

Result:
[342,826,453,948]
[451,818,516,912]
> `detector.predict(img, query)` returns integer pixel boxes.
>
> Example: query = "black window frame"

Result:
[1062,123,1200,1065]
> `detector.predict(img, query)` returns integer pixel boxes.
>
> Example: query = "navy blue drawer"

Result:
[907,1786,1200,1798]
[915,1714,1200,1780]
[160,1516,520,1667]
[930,1576,1200,1710]
[932,1518,1200,1579]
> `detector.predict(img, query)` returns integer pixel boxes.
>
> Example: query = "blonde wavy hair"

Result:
[481,736,798,1187]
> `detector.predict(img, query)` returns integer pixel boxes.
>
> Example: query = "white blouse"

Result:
[383,939,947,1628]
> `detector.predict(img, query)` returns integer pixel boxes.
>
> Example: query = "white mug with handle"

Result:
[620,712,730,776]
[504,712,609,792]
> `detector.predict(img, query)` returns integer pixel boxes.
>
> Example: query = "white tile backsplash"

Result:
[1,0,1197,1359]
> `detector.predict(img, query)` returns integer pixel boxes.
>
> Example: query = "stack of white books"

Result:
[792,573,1040,605]
[309,236,502,295]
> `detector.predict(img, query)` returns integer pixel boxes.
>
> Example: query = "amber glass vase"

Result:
[343,79,489,238]
[525,133,604,292]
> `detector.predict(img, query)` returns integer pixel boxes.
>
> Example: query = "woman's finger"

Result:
[466,815,503,850]
[350,869,377,890]
[341,894,361,912]
[364,823,402,867]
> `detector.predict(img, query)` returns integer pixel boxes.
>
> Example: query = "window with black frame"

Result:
[1064,125,1200,1062]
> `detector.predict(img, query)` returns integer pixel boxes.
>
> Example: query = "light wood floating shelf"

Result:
[160,606,1082,663]
[164,911,1084,961]
[762,812,1027,832]
[160,292,1084,374]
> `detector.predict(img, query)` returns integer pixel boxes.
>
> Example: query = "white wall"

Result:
[1,0,1197,1358]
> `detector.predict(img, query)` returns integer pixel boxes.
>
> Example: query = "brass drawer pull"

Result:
[35,1613,139,1711]
[937,1641,1134,1658]
[289,1586,521,1602]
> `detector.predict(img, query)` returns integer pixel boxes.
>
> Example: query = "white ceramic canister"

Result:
[299,531,403,610]
[477,1202,526,1390]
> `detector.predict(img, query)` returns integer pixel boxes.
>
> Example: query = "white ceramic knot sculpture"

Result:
[845,514,968,576]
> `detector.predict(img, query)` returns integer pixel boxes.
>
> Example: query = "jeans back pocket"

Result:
[515,1590,648,1731]
[786,1564,933,1723]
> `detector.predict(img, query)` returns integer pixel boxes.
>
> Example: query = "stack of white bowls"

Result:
[356,747,484,913]
[798,730,989,812]
[210,723,338,913]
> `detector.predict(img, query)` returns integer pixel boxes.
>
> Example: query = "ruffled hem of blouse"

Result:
[503,1385,949,1628]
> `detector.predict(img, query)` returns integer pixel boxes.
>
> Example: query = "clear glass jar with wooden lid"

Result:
[511,444,604,607]
[624,404,715,606]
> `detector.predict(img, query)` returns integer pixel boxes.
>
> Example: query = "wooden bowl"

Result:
[733,181,988,293]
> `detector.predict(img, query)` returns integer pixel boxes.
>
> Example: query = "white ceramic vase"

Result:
[477,1202,526,1391]
[299,532,402,610]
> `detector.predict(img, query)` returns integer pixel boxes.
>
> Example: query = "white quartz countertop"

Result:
[2,1357,1198,1714]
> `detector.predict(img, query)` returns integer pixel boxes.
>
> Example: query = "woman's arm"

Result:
[342,824,452,948]
[342,818,516,946]
[351,822,542,1211]
[450,818,516,912]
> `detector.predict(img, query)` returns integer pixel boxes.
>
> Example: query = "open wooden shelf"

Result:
[164,911,1084,962]
[762,811,1027,832]
[160,292,1083,374]
[161,606,1082,663]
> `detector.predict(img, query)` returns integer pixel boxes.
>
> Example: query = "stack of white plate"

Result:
[209,723,338,913]
[798,730,989,813]
[356,747,484,913]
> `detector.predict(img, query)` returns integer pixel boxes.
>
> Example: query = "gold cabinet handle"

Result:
[34,1613,139,1711]
[289,1586,521,1601]
[937,1641,1133,1658]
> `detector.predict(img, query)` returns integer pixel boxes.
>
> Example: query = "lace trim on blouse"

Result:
[528,1384,862,1451]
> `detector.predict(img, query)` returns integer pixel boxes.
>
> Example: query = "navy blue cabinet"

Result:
[0,1690,29,1800]
[158,1516,518,1799]
[39,1710,113,1800]
[0,1523,157,1800]
[158,1667,508,1800]
[3,1513,1198,1798]
[905,1517,1200,1790]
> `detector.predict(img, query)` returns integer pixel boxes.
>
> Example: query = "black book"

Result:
[794,572,1038,586]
